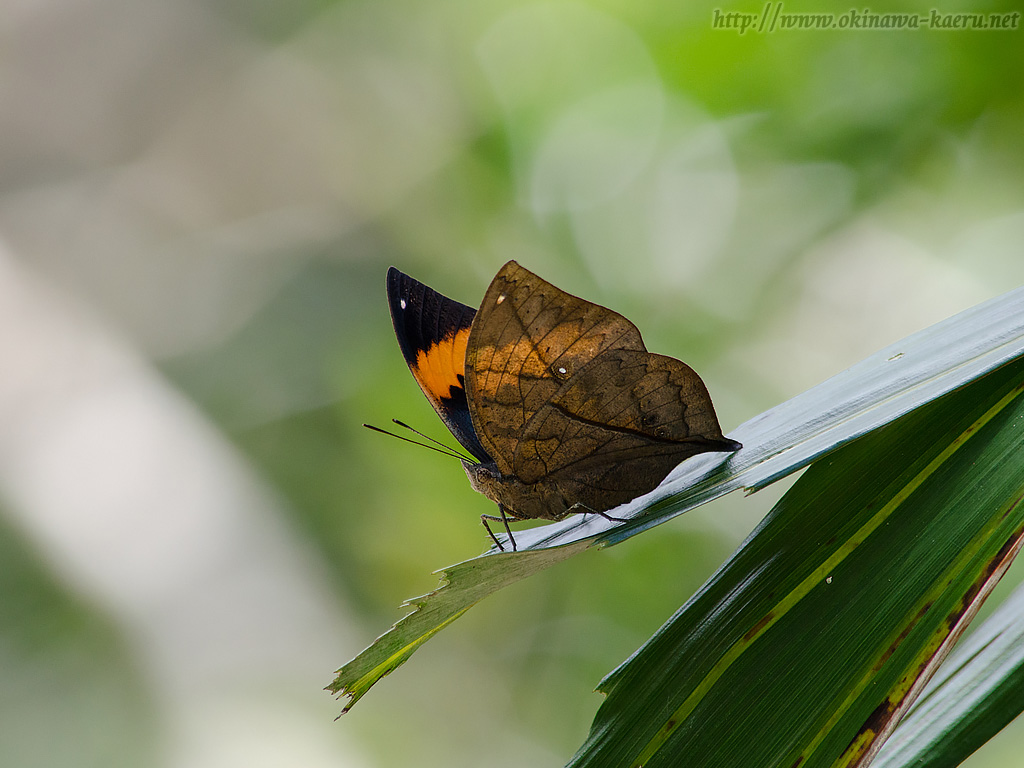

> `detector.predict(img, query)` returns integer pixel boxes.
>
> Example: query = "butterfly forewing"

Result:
[465,261,647,476]
[386,267,491,464]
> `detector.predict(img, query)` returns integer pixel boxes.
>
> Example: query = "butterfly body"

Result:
[462,460,567,521]
[385,261,741,548]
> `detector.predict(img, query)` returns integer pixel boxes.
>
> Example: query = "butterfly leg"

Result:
[480,515,504,551]
[568,503,629,524]
[593,510,629,523]
[481,506,517,552]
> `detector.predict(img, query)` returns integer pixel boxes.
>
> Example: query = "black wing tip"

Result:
[385,267,420,366]
[385,266,417,307]
[385,265,405,296]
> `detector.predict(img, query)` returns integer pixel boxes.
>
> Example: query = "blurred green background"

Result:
[1,0,1022,766]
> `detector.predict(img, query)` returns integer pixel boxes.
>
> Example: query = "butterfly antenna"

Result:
[362,423,468,461]
[391,419,475,463]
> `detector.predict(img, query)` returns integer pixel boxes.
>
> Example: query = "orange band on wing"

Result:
[412,326,471,403]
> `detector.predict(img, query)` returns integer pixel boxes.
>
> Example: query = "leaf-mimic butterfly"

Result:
[379,261,741,550]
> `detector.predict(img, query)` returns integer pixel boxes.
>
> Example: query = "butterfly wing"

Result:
[515,349,741,512]
[464,261,739,516]
[386,267,492,464]
[464,261,647,476]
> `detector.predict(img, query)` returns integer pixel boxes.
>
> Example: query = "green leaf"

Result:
[568,357,1024,768]
[873,577,1024,767]
[329,287,1024,713]
[326,541,589,712]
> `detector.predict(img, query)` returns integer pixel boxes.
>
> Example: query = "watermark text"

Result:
[712,4,1021,33]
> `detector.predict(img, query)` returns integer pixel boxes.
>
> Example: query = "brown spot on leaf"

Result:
[743,612,775,642]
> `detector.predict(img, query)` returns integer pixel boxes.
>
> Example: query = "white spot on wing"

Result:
[400,299,407,309]
[496,294,505,304]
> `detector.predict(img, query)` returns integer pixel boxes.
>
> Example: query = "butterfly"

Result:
[381,261,741,551]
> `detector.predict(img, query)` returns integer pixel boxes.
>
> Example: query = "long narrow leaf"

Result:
[873,577,1024,767]
[568,358,1024,768]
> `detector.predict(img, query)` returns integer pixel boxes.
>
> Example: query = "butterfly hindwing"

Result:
[515,348,741,512]
[386,267,491,464]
